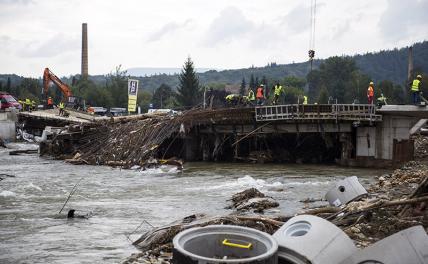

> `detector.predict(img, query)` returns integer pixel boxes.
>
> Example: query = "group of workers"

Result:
[367,74,424,105]
[46,96,66,116]
[18,96,66,116]
[18,98,37,112]
[226,82,309,106]
[227,74,424,107]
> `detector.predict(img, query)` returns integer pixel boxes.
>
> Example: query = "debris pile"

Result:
[65,114,183,167]
[226,188,279,213]
[414,134,428,159]
[123,161,428,263]
[125,214,283,264]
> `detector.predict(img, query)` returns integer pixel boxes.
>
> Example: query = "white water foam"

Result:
[190,175,283,191]
[287,180,330,186]
[0,190,16,197]
[25,183,43,191]
[139,165,180,175]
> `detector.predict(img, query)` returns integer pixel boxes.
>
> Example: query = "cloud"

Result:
[147,19,192,42]
[203,6,254,45]
[0,0,33,4]
[19,33,79,58]
[332,19,351,40]
[281,3,325,35]
[379,0,428,41]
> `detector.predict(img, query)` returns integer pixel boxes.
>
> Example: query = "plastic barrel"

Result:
[172,225,278,264]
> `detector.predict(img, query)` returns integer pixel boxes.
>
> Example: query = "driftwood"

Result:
[0,173,15,181]
[9,149,38,155]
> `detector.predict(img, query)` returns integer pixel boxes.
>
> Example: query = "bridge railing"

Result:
[255,104,382,122]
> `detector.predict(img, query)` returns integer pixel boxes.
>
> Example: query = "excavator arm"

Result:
[43,68,73,100]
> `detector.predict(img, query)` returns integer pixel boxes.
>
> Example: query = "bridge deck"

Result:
[255,104,382,122]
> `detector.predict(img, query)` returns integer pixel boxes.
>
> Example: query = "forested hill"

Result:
[1,41,427,92]
[130,41,428,91]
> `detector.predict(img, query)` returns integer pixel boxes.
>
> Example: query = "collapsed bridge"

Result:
[18,104,428,168]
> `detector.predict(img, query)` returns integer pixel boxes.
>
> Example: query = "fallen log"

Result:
[9,149,38,155]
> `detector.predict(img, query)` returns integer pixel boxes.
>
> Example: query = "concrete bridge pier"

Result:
[0,110,17,142]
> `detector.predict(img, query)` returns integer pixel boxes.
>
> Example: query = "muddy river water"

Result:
[0,143,387,263]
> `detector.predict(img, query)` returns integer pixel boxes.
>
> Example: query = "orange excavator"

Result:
[43,68,84,109]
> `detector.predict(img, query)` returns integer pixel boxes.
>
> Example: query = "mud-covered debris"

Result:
[227,188,279,213]
[235,197,279,212]
[414,134,428,159]
[125,161,428,263]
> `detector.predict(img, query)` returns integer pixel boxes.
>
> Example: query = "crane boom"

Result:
[43,68,73,100]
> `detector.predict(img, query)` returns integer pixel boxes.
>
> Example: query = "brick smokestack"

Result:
[81,23,88,78]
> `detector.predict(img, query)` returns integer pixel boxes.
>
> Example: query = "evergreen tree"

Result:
[176,57,200,107]
[239,77,246,96]
[6,77,11,93]
[249,74,255,91]
[318,85,329,104]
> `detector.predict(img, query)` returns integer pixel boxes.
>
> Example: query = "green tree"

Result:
[153,83,173,108]
[307,56,358,103]
[317,85,329,104]
[249,74,255,90]
[239,77,246,96]
[107,65,129,107]
[137,90,152,113]
[176,57,200,107]
[206,82,226,90]
[283,76,306,89]
[6,77,11,93]
[284,86,304,104]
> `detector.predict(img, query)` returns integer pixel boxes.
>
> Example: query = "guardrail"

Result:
[255,104,382,122]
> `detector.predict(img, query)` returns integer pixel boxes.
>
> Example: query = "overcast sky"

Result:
[0,0,427,77]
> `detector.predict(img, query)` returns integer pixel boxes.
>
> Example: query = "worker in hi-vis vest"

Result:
[247,88,255,105]
[303,95,308,105]
[367,82,374,105]
[411,75,422,105]
[256,84,265,106]
[273,82,283,105]
[59,101,65,116]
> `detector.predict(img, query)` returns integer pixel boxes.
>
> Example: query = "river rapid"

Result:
[0,143,387,263]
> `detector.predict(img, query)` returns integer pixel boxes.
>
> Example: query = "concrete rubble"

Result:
[122,161,428,264]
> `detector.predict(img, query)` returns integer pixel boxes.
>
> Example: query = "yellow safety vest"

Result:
[248,90,255,101]
[274,85,283,96]
[25,98,31,105]
[411,79,420,92]
[59,102,65,109]
[303,96,308,105]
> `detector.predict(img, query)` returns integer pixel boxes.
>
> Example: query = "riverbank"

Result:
[124,161,428,264]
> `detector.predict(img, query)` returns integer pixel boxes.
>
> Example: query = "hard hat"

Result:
[417,74,422,78]
[369,81,374,85]
[261,84,264,87]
